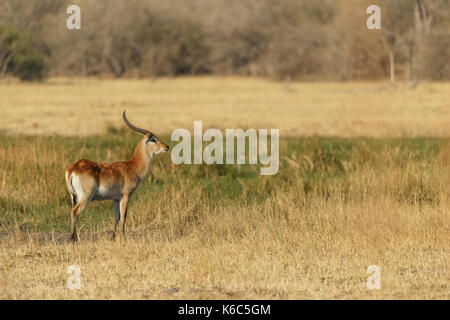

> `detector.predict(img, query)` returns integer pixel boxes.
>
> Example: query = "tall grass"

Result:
[0,131,448,298]
[0,132,447,234]
[0,78,449,299]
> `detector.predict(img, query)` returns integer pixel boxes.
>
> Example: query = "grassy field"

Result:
[0,77,449,299]
[0,77,449,137]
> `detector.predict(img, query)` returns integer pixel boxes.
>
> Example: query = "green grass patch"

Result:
[0,131,448,233]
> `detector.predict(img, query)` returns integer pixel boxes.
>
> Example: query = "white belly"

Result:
[94,185,122,201]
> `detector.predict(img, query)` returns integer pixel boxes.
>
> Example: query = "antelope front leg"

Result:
[113,200,120,236]
[119,194,130,234]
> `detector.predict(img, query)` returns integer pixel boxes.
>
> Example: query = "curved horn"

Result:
[122,110,150,135]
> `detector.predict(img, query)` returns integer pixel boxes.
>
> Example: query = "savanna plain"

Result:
[0,77,449,299]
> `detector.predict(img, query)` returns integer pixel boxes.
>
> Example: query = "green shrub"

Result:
[12,52,46,81]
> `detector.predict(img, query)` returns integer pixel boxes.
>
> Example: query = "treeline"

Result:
[0,0,448,81]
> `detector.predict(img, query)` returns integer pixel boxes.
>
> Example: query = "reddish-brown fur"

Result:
[65,113,169,241]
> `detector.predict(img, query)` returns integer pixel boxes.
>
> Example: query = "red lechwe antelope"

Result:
[65,111,169,241]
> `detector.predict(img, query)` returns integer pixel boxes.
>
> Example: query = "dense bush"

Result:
[11,52,46,81]
[0,25,47,81]
[0,0,448,81]
[0,25,33,78]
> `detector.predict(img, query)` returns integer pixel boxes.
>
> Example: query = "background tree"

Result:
[0,0,448,81]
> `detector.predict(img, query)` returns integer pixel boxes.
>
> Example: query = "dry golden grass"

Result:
[1,194,449,299]
[0,77,449,137]
[0,77,449,299]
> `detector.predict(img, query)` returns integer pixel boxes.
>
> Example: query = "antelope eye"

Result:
[149,136,158,143]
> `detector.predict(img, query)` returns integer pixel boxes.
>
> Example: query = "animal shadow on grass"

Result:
[0,228,170,245]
